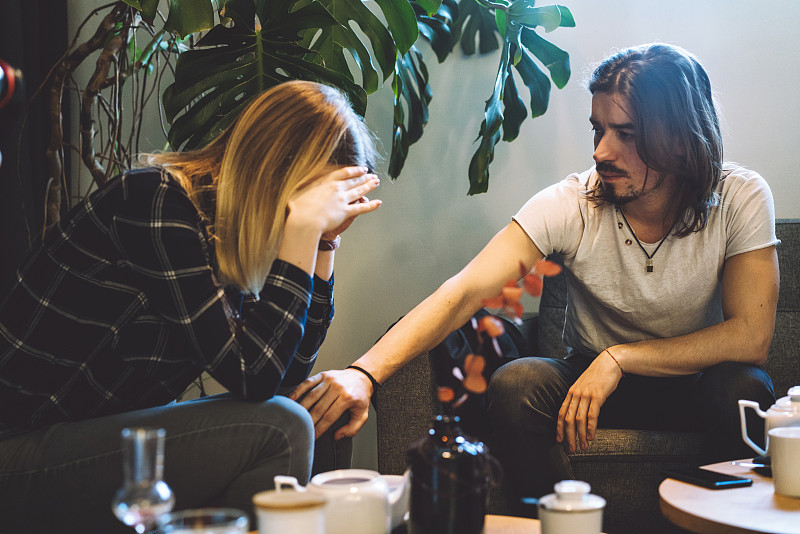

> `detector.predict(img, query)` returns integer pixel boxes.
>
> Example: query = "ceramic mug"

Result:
[252,489,326,534]
[275,469,408,534]
[769,426,800,497]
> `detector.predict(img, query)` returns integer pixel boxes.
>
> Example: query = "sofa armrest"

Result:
[374,352,438,475]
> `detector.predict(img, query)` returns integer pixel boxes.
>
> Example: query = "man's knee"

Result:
[700,362,775,411]
[487,358,566,424]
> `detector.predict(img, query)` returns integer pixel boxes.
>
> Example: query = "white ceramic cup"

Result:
[769,426,800,497]
[252,489,326,534]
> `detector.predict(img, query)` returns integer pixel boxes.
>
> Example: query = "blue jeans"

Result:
[486,355,774,503]
[0,394,352,533]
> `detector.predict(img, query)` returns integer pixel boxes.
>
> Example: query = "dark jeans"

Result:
[486,354,775,505]
[0,394,352,533]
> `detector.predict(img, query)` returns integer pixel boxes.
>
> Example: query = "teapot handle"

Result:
[738,400,768,457]
[274,475,306,492]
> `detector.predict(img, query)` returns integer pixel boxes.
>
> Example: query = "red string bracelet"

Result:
[604,349,625,378]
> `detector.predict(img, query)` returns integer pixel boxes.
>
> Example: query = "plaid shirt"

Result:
[0,168,333,434]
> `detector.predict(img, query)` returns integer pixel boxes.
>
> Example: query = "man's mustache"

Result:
[596,162,628,176]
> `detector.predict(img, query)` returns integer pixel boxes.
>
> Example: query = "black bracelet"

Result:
[347,365,381,406]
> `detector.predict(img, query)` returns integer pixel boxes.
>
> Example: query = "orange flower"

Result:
[521,259,562,297]
[522,273,543,297]
[463,354,487,393]
[532,259,562,277]
[476,315,505,338]
[437,386,455,403]
[483,280,524,320]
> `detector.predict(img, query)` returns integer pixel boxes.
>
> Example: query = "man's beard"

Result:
[598,166,665,205]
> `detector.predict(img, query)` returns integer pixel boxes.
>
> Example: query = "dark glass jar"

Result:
[406,415,491,534]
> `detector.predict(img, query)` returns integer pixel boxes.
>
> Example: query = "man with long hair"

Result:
[294,43,778,505]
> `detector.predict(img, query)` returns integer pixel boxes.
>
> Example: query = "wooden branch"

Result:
[43,2,129,230]
[81,8,131,190]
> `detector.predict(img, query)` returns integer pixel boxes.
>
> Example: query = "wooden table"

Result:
[659,460,800,533]
[251,514,547,533]
[483,514,542,533]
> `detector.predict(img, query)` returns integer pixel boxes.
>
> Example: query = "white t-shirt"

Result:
[512,164,779,356]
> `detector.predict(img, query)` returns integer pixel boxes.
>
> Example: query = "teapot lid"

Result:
[774,386,800,410]
[538,480,606,512]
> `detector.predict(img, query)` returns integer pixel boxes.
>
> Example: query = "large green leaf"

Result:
[164,0,216,37]
[387,0,457,178]
[372,0,420,54]
[122,0,216,38]
[467,1,574,194]
[389,46,432,178]
[416,0,444,16]
[468,40,510,194]
[162,0,367,150]
[520,27,570,88]
[302,0,407,94]
[452,0,500,56]
[413,0,457,63]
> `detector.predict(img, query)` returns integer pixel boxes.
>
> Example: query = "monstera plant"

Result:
[42,0,573,229]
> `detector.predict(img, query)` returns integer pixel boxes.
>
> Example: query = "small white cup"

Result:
[769,426,800,497]
[252,489,326,534]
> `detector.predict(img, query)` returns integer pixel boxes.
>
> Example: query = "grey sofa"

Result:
[375,218,800,534]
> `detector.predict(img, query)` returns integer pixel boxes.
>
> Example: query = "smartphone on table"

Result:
[662,466,753,489]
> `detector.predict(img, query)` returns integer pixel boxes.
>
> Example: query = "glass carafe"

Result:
[112,427,175,533]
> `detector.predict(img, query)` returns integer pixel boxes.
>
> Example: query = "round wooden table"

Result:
[659,460,800,533]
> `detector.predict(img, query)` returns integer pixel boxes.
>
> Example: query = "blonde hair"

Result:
[143,81,376,293]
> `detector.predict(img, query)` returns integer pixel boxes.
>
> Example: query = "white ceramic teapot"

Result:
[274,469,408,534]
[739,385,800,457]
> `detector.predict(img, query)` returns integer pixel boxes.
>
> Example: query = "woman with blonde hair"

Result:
[0,80,381,532]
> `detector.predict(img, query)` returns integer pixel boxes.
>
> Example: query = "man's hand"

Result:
[556,351,623,452]
[289,368,372,440]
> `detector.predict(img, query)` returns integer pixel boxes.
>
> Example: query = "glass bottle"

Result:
[406,415,492,534]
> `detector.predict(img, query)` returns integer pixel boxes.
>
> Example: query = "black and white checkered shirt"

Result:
[0,168,333,434]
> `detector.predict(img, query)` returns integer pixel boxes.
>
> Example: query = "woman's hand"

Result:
[286,166,381,238]
[321,196,368,241]
[279,166,380,275]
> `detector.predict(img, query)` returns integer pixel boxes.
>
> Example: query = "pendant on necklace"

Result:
[646,258,654,273]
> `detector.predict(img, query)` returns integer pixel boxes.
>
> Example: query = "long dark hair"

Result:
[586,43,722,237]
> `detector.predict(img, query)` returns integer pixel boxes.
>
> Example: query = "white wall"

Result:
[68,0,800,470]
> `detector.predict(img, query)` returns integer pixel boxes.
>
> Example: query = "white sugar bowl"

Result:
[538,480,606,534]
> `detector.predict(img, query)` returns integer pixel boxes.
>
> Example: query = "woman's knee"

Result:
[264,396,315,451]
